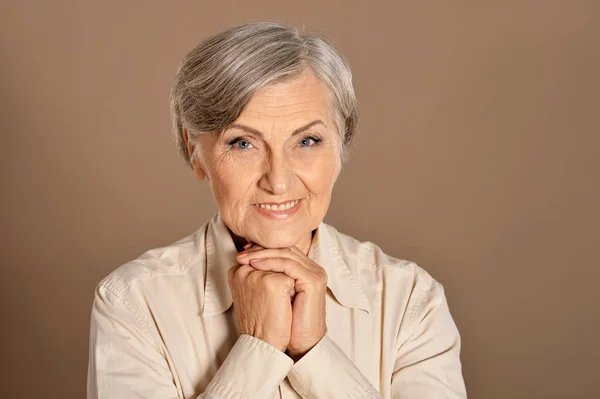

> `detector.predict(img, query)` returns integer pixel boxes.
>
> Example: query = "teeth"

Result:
[256,199,299,211]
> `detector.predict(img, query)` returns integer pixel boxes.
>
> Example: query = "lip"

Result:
[252,199,302,220]
[256,200,296,206]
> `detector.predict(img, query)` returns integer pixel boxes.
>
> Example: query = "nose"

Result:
[258,150,292,195]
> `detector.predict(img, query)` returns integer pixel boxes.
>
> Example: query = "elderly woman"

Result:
[87,22,466,398]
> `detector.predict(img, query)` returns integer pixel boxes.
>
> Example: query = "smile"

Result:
[253,199,300,211]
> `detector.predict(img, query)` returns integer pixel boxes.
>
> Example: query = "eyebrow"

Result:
[225,119,326,137]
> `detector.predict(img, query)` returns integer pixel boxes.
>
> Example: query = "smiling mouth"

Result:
[253,199,300,211]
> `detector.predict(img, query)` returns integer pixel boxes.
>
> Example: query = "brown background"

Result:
[1,1,598,398]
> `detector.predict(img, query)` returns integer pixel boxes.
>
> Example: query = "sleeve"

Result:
[87,284,293,399]
[391,279,467,398]
[287,335,383,398]
[204,334,294,397]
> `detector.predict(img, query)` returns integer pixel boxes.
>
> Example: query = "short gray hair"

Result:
[169,22,358,167]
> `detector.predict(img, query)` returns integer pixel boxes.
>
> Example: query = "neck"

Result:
[297,230,316,255]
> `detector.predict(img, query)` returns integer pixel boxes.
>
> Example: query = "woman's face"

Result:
[190,71,341,251]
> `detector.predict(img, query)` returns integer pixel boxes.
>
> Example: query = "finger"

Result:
[237,247,308,268]
[288,246,325,274]
[249,257,313,283]
[237,244,266,260]
[290,246,308,258]
[246,244,265,253]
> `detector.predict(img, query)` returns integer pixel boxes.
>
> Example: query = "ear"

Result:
[182,128,206,181]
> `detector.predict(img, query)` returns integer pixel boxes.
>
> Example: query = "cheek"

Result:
[297,151,340,198]
[208,153,259,207]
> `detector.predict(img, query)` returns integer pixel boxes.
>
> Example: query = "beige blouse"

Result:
[87,213,467,398]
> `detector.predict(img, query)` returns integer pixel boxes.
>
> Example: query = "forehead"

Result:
[236,71,333,127]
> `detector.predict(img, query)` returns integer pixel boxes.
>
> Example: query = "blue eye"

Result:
[229,138,253,150]
[299,136,321,147]
[237,140,251,149]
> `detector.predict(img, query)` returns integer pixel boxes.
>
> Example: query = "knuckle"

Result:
[319,268,328,280]
[261,275,277,290]
[262,273,288,290]
[284,277,295,289]
[235,265,252,280]
[239,264,253,273]
[316,269,328,287]
[246,268,261,282]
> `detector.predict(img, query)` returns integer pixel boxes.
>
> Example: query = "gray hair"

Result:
[169,22,358,167]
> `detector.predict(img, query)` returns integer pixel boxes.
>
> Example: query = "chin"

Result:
[251,229,303,249]
[226,208,318,249]
[240,219,306,249]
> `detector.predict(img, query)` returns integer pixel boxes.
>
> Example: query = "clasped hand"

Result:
[227,244,328,361]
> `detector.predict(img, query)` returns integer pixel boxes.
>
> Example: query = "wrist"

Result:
[254,334,289,353]
[287,332,326,361]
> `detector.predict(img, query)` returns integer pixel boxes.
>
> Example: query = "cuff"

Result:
[288,335,379,398]
[204,334,294,398]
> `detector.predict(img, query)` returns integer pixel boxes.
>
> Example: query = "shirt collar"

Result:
[201,212,371,316]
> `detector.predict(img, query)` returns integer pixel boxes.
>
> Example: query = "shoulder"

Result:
[323,222,445,305]
[96,222,209,300]
[323,222,430,275]
[89,222,211,352]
